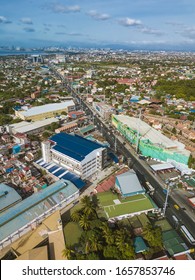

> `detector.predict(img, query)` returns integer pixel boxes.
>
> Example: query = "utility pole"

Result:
[163,183,170,217]
[136,108,142,154]
[127,157,131,166]
[114,135,117,152]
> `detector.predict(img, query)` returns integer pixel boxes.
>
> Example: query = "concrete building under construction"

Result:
[112,114,190,165]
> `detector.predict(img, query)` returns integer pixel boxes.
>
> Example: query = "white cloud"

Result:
[51,4,80,13]
[139,27,164,36]
[0,16,12,24]
[20,17,33,24]
[87,10,110,21]
[118,17,142,27]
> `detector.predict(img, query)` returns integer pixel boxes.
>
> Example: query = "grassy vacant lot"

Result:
[64,222,83,247]
[97,191,157,219]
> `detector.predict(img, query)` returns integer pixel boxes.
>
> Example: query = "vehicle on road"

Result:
[180,225,195,245]
[174,204,180,210]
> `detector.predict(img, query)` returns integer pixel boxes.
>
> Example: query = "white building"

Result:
[93,102,114,120]
[42,133,107,180]
[6,117,59,135]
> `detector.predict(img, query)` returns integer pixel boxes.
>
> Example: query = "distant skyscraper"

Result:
[28,54,43,63]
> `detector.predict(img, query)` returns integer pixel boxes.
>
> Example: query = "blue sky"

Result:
[1,0,195,50]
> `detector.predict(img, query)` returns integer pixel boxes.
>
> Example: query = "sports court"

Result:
[97,191,157,219]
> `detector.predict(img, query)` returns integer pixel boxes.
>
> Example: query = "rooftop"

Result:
[10,211,61,256]
[162,229,188,256]
[8,118,59,133]
[116,170,144,196]
[134,236,148,253]
[97,191,157,219]
[113,115,190,155]
[16,246,48,260]
[0,183,22,213]
[18,101,75,117]
[150,162,175,172]
[36,159,86,189]
[80,124,95,134]
[50,133,105,162]
[0,179,78,242]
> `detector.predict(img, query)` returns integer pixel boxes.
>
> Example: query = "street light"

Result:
[163,181,171,217]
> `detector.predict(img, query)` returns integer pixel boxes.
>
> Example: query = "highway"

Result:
[49,63,195,247]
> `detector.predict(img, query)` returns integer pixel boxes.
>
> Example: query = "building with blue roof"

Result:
[133,236,148,254]
[130,95,140,103]
[115,170,145,197]
[0,179,79,249]
[41,133,107,180]
[0,183,22,213]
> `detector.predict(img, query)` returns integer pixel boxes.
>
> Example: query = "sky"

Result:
[1,0,195,50]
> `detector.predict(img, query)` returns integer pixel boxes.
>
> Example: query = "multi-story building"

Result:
[41,133,107,180]
[112,114,190,165]
[92,102,114,120]
[28,55,44,64]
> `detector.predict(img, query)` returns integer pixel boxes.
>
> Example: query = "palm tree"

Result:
[71,209,82,222]
[100,222,115,245]
[62,247,74,259]
[115,228,135,259]
[80,195,96,217]
[116,229,126,250]
[88,233,103,252]
[79,214,91,230]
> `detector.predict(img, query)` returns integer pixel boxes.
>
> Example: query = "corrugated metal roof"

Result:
[134,236,148,253]
[116,170,144,195]
[9,118,59,133]
[151,162,174,171]
[0,183,22,212]
[80,125,95,134]
[50,133,104,162]
[0,179,78,242]
[20,101,75,117]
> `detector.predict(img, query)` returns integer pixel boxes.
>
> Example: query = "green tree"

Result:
[62,247,75,259]
[87,252,100,260]
[115,228,135,260]
[103,245,121,259]
[143,223,163,249]
[88,232,103,252]
[42,131,51,140]
[100,222,115,245]
[79,214,91,230]
[71,209,82,222]
[80,195,96,217]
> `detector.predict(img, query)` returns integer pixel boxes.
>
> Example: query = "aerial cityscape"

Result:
[0,0,195,261]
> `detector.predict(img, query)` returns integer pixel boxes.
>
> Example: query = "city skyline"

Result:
[1,0,195,50]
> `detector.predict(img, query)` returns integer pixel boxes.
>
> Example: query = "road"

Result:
[49,63,195,245]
